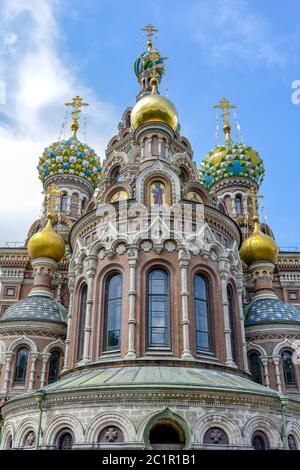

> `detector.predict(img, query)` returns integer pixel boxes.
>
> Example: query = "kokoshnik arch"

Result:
[0,25,300,451]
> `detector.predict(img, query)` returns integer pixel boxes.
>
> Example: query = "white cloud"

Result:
[0,0,117,245]
[183,0,287,67]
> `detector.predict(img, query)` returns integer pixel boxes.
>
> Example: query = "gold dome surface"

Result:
[131,81,178,131]
[240,216,278,266]
[28,215,65,262]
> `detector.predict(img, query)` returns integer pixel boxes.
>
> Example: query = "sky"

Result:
[0,0,299,248]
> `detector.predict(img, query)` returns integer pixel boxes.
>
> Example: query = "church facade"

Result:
[0,27,300,450]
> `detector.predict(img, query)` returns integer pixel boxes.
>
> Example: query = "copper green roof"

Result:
[40,365,280,397]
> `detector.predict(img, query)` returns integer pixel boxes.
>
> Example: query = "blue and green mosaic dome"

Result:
[1,296,67,325]
[134,51,164,78]
[199,140,265,189]
[37,136,102,188]
[245,298,300,326]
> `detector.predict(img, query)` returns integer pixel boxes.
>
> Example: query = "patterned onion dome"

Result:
[37,136,102,188]
[199,140,265,189]
[0,296,67,324]
[27,214,65,262]
[245,298,300,326]
[134,50,164,78]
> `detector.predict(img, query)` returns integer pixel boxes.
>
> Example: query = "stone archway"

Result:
[143,408,191,450]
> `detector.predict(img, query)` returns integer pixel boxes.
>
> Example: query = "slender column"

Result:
[62,271,75,372]
[82,256,97,362]
[272,355,282,393]
[231,196,237,218]
[3,352,14,394]
[178,248,193,360]
[66,194,71,214]
[40,353,51,388]
[28,352,38,390]
[126,248,138,359]
[219,258,235,366]
[260,356,271,387]
[236,272,249,372]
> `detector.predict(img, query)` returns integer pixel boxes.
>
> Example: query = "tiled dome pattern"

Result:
[37,136,102,188]
[245,298,300,326]
[199,141,265,189]
[1,296,68,324]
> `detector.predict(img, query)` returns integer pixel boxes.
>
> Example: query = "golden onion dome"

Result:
[28,214,65,262]
[131,76,178,131]
[240,216,278,266]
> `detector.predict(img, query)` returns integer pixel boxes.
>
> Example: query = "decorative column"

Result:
[260,356,270,387]
[3,352,14,395]
[178,248,193,360]
[236,272,249,372]
[62,270,75,372]
[126,248,138,359]
[82,255,97,362]
[231,196,237,219]
[28,352,39,390]
[272,355,282,393]
[218,257,235,367]
[40,353,51,388]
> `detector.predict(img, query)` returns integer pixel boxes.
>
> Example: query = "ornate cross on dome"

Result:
[213,97,236,124]
[142,24,158,50]
[213,98,237,140]
[43,184,63,218]
[65,95,89,137]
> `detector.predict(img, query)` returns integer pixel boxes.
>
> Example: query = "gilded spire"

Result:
[65,95,89,138]
[213,98,237,141]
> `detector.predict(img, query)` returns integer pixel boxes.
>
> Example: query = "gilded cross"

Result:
[213,97,237,125]
[43,184,63,217]
[65,95,89,137]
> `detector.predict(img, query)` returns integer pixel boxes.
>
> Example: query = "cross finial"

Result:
[43,184,63,219]
[142,24,159,50]
[213,97,237,140]
[65,95,89,138]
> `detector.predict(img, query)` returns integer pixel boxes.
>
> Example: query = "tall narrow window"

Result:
[48,350,60,384]
[77,284,87,361]
[282,350,297,386]
[14,347,29,383]
[235,195,242,214]
[227,286,237,363]
[61,193,68,212]
[249,352,262,384]
[104,273,122,351]
[194,274,212,352]
[148,269,169,347]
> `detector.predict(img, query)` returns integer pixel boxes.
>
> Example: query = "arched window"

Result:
[14,347,29,383]
[56,429,74,450]
[147,269,169,347]
[203,427,229,445]
[48,350,60,384]
[61,193,68,212]
[111,166,123,182]
[81,198,87,211]
[104,273,122,351]
[76,284,87,361]
[194,274,212,352]
[288,434,298,450]
[249,352,262,384]
[235,194,242,215]
[282,350,297,386]
[151,136,159,155]
[227,286,237,363]
[23,431,36,448]
[251,431,269,450]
